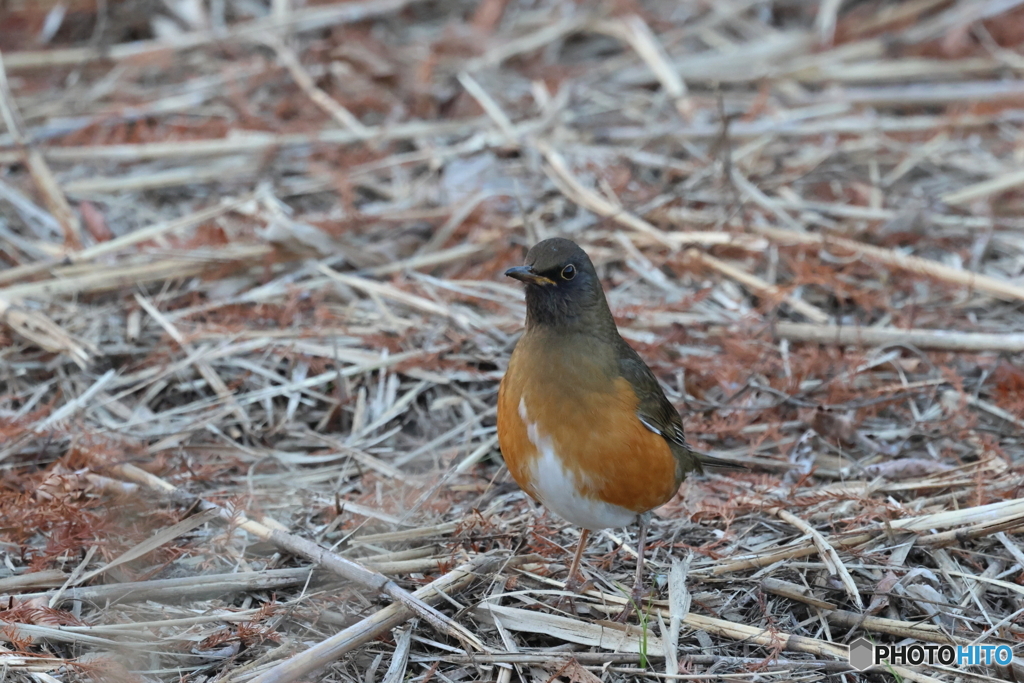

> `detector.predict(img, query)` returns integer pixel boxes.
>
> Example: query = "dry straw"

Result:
[2,1,1024,682]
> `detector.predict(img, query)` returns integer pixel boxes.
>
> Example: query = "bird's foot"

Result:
[613,583,648,623]
[564,571,589,595]
[553,574,593,615]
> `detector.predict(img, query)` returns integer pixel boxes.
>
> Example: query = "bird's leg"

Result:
[564,528,590,592]
[554,528,591,613]
[615,513,650,623]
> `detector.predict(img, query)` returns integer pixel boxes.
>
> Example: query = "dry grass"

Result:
[2,0,1024,681]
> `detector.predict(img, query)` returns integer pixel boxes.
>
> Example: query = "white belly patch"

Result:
[518,398,637,530]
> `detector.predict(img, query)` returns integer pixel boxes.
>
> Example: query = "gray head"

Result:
[505,238,614,332]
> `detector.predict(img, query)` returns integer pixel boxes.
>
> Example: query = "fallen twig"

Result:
[249,553,509,683]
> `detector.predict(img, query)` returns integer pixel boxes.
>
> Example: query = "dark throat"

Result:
[524,286,618,337]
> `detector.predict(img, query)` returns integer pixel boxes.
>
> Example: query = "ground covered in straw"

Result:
[2,1,1024,681]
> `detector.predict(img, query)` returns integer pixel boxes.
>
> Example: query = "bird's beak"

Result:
[505,265,556,286]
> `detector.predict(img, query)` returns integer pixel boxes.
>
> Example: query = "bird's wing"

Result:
[616,343,702,472]
[617,343,744,473]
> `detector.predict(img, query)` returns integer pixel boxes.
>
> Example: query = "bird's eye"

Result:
[561,264,576,280]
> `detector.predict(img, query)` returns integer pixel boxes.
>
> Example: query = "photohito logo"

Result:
[848,638,1013,671]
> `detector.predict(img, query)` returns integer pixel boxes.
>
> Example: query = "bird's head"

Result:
[505,238,612,331]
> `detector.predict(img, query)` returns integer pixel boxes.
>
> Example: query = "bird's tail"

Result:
[694,449,747,471]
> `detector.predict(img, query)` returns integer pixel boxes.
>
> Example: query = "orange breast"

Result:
[497,335,679,518]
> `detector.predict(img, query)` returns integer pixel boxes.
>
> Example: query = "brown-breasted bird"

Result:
[497,238,729,616]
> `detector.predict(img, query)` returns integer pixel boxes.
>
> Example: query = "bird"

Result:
[497,237,730,618]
